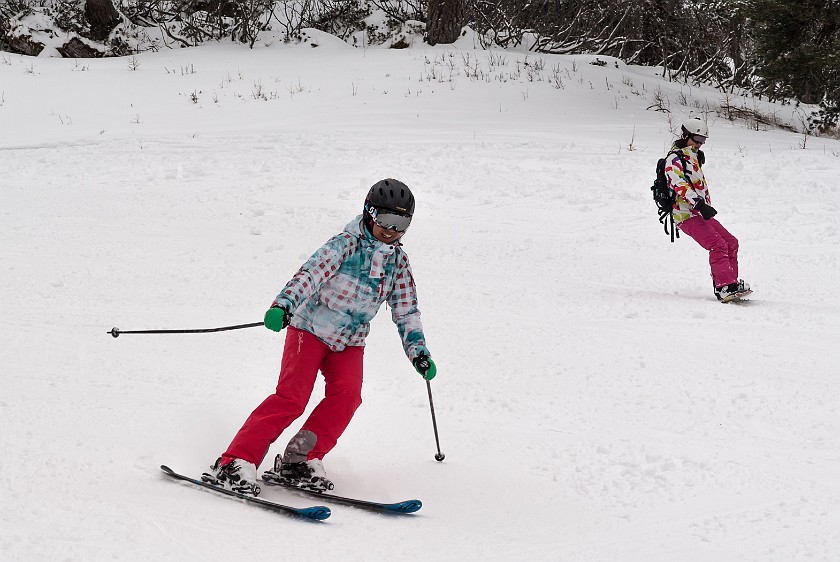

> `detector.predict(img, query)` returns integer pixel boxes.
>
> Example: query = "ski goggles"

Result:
[691,134,707,144]
[367,205,412,232]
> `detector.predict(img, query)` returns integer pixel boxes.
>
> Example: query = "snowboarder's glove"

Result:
[413,354,437,381]
[694,199,717,220]
[264,306,291,332]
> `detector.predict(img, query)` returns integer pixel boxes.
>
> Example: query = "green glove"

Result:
[264,306,290,332]
[412,355,437,381]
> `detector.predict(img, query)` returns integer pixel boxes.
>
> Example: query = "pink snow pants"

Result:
[678,216,739,288]
[222,327,364,467]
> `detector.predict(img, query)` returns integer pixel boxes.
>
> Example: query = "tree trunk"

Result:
[426,0,465,46]
[85,0,121,42]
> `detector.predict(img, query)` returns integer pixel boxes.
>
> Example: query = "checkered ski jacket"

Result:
[273,216,430,361]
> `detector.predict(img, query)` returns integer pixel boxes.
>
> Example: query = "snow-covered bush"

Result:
[0,0,427,54]
[1,0,157,56]
[270,1,423,48]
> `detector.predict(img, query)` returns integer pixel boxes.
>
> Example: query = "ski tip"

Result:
[382,500,422,514]
[160,465,174,474]
[298,506,332,520]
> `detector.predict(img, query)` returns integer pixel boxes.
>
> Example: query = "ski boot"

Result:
[201,457,261,496]
[715,279,751,303]
[263,454,334,492]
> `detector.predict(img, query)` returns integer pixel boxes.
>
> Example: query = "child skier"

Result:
[666,117,751,302]
[202,179,436,496]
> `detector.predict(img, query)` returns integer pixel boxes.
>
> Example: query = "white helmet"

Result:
[681,116,709,138]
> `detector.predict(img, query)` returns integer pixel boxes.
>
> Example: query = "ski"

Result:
[261,473,422,514]
[160,465,331,521]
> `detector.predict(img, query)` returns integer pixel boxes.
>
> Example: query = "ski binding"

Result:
[160,465,330,521]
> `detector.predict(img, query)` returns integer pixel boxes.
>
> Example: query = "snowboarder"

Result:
[202,179,436,496]
[665,117,751,302]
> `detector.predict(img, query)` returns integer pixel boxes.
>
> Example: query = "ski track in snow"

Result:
[2,38,840,561]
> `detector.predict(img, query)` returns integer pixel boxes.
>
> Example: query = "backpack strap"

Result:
[671,149,692,185]
[664,149,692,243]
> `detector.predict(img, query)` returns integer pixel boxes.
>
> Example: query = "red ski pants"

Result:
[678,216,739,288]
[223,327,364,467]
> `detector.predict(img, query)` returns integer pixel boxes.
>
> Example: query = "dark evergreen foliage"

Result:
[747,0,840,129]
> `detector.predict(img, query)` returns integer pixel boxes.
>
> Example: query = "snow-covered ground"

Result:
[2,30,840,561]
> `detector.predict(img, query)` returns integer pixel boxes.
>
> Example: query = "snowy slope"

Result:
[2,31,840,561]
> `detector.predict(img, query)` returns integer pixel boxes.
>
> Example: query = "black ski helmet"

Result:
[365,179,415,216]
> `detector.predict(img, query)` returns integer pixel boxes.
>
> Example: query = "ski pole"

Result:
[108,322,263,338]
[426,380,445,462]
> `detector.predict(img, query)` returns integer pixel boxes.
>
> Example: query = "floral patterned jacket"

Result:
[273,216,429,361]
[665,142,710,224]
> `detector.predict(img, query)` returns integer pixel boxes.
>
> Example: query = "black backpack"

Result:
[651,148,702,243]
